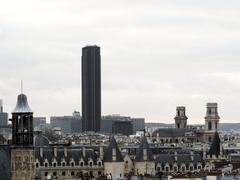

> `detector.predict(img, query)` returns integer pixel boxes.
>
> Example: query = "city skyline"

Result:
[1,0,240,123]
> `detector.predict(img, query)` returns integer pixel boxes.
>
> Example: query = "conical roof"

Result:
[135,136,154,162]
[103,136,123,162]
[208,132,223,156]
[12,94,33,113]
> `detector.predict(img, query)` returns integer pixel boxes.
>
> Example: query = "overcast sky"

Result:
[0,0,240,123]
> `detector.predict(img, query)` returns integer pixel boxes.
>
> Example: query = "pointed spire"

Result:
[208,132,223,156]
[135,136,154,162]
[103,136,123,162]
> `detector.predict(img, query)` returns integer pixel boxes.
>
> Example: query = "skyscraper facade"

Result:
[82,45,101,132]
[0,100,8,126]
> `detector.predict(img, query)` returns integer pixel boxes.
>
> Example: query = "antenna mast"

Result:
[21,80,23,94]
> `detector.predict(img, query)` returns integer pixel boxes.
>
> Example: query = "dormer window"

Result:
[89,162,93,167]
[44,162,48,167]
[98,161,102,166]
[71,162,74,167]
[80,162,84,167]
[36,162,39,168]
[53,162,57,167]
[62,162,66,167]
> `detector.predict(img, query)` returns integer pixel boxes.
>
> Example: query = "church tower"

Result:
[205,103,220,132]
[204,103,220,142]
[11,93,35,180]
[174,106,188,128]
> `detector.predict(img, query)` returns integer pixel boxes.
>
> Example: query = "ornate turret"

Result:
[135,136,154,162]
[11,91,35,180]
[12,93,33,146]
[174,106,188,128]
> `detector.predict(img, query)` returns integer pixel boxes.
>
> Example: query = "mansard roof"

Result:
[103,136,124,162]
[35,146,99,166]
[135,136,154,162]
[155,153,203,164]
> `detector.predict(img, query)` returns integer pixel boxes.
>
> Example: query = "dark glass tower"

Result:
[82,45,101,132]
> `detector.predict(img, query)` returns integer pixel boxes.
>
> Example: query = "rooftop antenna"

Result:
[21,80,23,94]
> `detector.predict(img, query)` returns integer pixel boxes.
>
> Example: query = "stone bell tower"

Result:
[11,93,35,180]
[204,103,220,142]
[205,103,220,132]
[174,106,188,128]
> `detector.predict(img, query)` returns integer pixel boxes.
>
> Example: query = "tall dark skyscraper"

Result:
[82,45,101,132]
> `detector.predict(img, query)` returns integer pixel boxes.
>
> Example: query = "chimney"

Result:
[190,151,194,161]
[112,148,116,161]
[64,147,67,157]
[82,147,86,157]
[54,147,57,157]
[203,146,207,159]
[99,146,103,159]
[40,147,43,158]
[143,149,147,161]
[174,151,178,161]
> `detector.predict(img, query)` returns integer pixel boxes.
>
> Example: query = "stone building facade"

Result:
[151,103,220,144]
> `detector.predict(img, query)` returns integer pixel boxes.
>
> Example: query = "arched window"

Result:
[98,161,102,166]
[89,162,93,167]
[36,162,39,168]
[208,122,212,130]
[71,162,74,167]
[53,162,57,167]
[62,162,66,167]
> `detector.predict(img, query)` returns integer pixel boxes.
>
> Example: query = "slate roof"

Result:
[12,94,33,113]
[35,146,99,166]
[34,133,50,147]
[208,132,223,156]
[103,136,123,162]
[0,134,7,144]
[0,145,11,180]
[152,128,196,137]
[155,153,203,164]
[135,136,154,162]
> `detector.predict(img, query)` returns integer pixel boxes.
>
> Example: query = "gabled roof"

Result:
[208,132,223,156]
[135,136,154,162]
[103,136,123,162]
